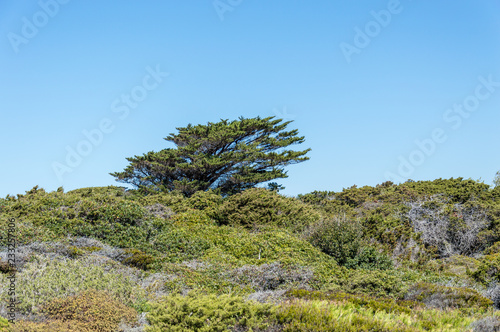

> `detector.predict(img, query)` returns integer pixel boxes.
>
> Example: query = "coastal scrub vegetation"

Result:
[2,118,500,331]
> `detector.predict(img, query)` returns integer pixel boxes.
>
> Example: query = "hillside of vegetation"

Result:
[2,178,500,331]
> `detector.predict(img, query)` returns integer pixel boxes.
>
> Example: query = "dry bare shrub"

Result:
[246,290,288,304]
[406,197,490,257]
[469,316,500,332]
[225,262,313,292]
[482,282,500,309]
[392,237,422,267]
[144,203,174,219]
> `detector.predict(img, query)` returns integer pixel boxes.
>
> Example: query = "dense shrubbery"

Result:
[211,188,322,231]
[304,217,362,265]
[304,217,393,270]
[146,291,273,332]
[470,253,500,285]
[2,177,500,330]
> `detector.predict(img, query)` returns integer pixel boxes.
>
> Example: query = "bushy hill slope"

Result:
[1,178,500,331]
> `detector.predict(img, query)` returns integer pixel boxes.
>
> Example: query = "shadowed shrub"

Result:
[304,216,363,266]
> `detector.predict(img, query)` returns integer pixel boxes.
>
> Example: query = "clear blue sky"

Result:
[1,1,499,197]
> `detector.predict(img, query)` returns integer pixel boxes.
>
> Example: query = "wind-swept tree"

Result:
[111,116,310,196]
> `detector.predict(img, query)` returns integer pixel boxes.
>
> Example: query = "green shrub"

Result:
[344,246,393,271]
[0,317,9,332]
[145,291,274,332]
[121,248,155,270]
[67,186,127,198]
[304,217,363,266]
[340,269,403,298]
[213,188,321,231]
[67,245,101,258]
[484,241,500,255]
[153,226,213,262]
[174,190,223,213]
[136,190,185,207]
[77,200,146,226]
[470,253,500,285]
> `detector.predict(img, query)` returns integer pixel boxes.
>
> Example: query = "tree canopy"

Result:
[111,116,310,196]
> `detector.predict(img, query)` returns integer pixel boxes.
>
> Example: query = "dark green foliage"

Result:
[0,258,14,274]
[470,253,500,285]
[67,245,101,258]
[484,241,500,255]
[344,246,393,271]
[111,116,310,196]
[121,248,155,270]
[304,217,363,266]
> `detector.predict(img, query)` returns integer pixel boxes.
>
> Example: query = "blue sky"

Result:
[1,0,499,197]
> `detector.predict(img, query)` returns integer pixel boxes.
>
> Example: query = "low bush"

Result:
[274,297,479,332]
[225,262,313,292]
[0,255,146,314]
[339,269,403,298]
[145,291,274,332]
[470,254,500,285]
[304,217,363,266]
[344,246,393,271]
[15,290,137,332]
[121,248,155,271]
[484,241,500,255]
[212,188,322,231]
[404,282,493,310]
[274,299,417,332]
